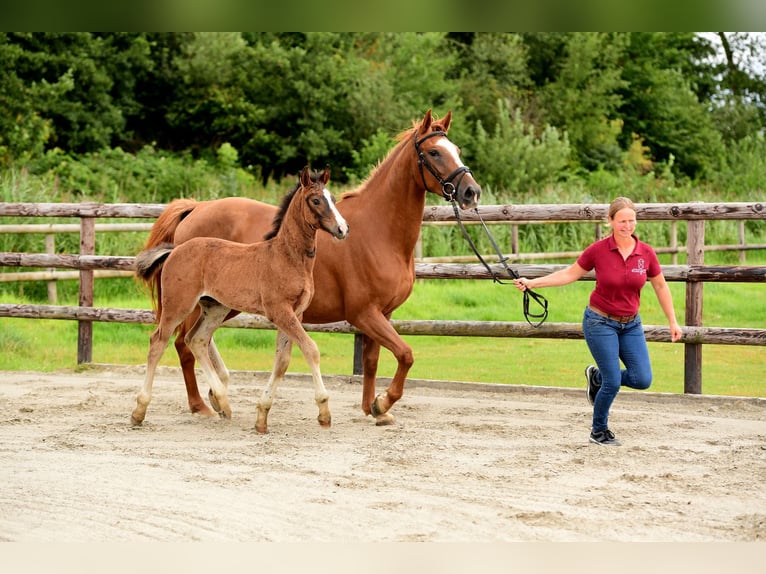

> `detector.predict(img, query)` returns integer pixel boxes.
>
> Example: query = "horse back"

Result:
[174,197,278,245]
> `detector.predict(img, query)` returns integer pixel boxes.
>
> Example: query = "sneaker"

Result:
[584,365,600,405]
[589,429,621,446]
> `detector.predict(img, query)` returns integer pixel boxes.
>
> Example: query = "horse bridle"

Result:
[414,129,549,328]
[414,130,472,203]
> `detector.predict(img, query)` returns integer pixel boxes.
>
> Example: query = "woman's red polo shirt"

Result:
[577,234,661,316]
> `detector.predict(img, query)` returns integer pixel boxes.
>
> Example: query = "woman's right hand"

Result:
[513,278,529,292]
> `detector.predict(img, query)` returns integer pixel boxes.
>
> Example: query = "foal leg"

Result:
[175,312,215,417]
[255,329,293,433]
[185,301,233,419]
[208,337,230,389]
[204,336,231,413]
[290,323,331,430]
[132,324,174,425]
[257,314,330,433]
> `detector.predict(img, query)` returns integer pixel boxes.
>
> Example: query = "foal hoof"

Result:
[208,389,221,412]
[374,413,396,426]
[130,408,145,426]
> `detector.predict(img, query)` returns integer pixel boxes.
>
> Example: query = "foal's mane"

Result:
[263,170,321,240]
[340,115,450,201]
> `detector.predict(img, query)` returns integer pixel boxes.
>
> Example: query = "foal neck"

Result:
[271,189,320,259]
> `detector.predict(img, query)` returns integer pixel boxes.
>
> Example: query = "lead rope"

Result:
[448,200,549,327]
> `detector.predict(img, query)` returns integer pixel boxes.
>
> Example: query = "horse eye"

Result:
[312,198,321,205]
[429,149,439,157]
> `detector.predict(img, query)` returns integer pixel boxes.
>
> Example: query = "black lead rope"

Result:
[413,127,548,326]
[449,200,549,327]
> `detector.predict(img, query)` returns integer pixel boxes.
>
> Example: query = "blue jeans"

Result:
[582,307,652,432]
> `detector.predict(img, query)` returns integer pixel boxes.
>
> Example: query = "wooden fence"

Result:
[1,200,765,395]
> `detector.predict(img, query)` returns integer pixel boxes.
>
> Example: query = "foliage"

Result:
[2,32,766,188]
[538,32,629,172]
[472,99,570,197]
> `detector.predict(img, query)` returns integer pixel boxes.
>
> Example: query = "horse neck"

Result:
[353,144,427,249]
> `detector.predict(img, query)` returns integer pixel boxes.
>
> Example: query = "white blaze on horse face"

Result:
[324,187,349,238]
[436,138,464,168]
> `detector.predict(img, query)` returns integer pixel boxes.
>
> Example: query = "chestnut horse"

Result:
[140,110,481,425]
[132,167,349,433]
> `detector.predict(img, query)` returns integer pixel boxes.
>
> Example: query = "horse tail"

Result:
[138,199,196,319]
[144,198,197,251]
[134,243,174,322]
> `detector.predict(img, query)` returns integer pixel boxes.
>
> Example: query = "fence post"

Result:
[738,220,746,263]
[78,217,95,364]
[684,218,705,394]
[511,224,518,255]
[670,221,678,265]
[45,233,57,304]
[353,333,364,375]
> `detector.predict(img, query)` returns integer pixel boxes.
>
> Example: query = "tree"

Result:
[618,33,725,180]
[538,33,628,172]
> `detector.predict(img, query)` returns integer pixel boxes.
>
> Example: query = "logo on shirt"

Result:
[632,258,647,275]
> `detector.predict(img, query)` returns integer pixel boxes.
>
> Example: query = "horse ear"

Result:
[419,109,433,133]
[441,110,452,132]
[322,165,331,185]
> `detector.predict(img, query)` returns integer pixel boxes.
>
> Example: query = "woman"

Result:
[513,197,683,446]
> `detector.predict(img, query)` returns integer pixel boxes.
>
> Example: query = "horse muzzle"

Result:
[333,221,350,240]
[458,182,481,210]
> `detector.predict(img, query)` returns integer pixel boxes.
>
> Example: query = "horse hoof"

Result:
[318,417,332,428]
[374,413,396,426]
[370,396,386,418]
[130,415,143,426]
[255,425,268,434]
[190,401,216,417]
[208,389,221,412]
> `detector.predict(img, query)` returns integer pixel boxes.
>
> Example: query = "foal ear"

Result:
[300,166,311,187]
[321,165,331,185]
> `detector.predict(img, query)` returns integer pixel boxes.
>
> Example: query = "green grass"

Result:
[1,264,763,397]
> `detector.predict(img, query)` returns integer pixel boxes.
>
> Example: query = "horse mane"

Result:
[340,113,451,201]
[263,169,322,240]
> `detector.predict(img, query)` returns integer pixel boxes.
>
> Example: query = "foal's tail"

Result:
[134,243,174,321]
[138,199,196,319]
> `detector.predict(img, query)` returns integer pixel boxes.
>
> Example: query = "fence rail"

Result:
[1,200,765,395]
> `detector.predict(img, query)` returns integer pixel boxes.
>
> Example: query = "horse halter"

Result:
[414,130,472,203]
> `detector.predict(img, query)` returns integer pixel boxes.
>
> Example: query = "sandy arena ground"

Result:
[1,365,765,544]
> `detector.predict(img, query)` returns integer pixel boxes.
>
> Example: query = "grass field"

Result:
[1,271,763,398]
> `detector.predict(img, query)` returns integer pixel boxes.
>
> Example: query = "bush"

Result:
[471,99,570,199]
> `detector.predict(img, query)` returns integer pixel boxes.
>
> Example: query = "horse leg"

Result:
[131,323,174,425]
[175,312,215,417]
[259,314,331,433]
[359,334,389,423]
[208,337,230,390]
[255,329,292,434]
[354,313,413,425]
[204,336,231,413]
[185,301,233,419]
